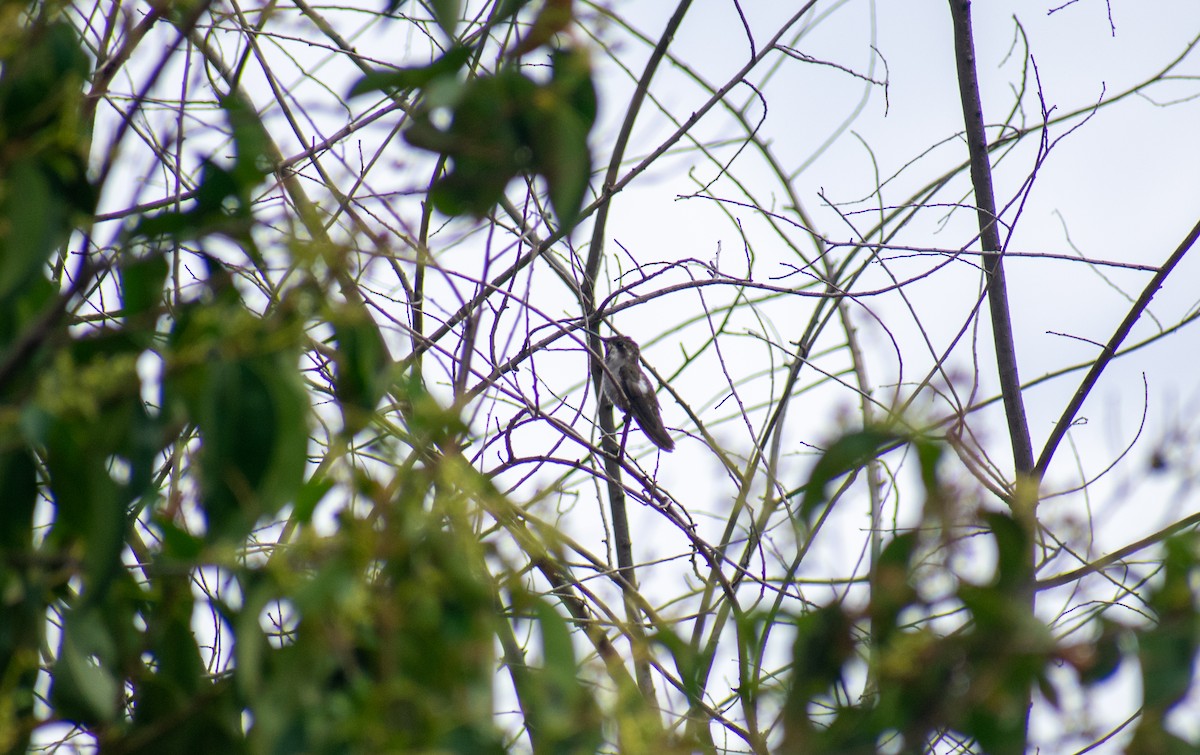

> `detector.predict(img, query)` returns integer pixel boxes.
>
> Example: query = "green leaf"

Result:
[233,578,272,702]
[197,358,308,541]
[0,21,90,138]
[154,517,206,561]
[513,597,603,754]
[162,267,308,542]
[913,435,941,481]
[406,70,537,217]
[400,56,597,227]
[120,254,169,320]
[398,371,469,445]
[533,598,577,689]
[800,427,902,523]
[51,608,120,725]
[0,272,54,353]
[0,449,42,731]
[0,446,37,551]
[133,96,270,243]
[430,0,461,38]
[291,475,335,524]
[785,604,886,755]
[1139,535,1199,714]
[651,627,708,707]
[220,93,273,188]
[787,604,853,706]
[348,46,472,98]
[0,158,63,302]
[124,569,246,753]
[42,414,129,601]
[1073,621,1126,686]
[552,47,597,127]
[869,532,918,647]
[332,302,391,435]
[0,21,95,306]
[985,511,1033,594]
[134,160,241,240]
[1127,723,1198,755]
[526,94,592,230]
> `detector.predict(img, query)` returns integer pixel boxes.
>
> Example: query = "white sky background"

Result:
[576,4,1200,750]
[68,0,1200,751]
[607,3,1200,747]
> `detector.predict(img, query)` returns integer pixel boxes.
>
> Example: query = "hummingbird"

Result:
[601,335,675,452]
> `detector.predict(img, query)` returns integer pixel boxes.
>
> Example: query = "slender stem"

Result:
[948,0,1034,479]
[581,0,697,717]
[948,4,1036,752]
[1034,215,1200,479]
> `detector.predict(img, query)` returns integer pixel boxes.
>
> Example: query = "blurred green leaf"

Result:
[1070,620,1126,686]
[786,604,853,707]
[290,474,335,524]
[0,154,93,305]
[194,358,308,541]
[0,447,41,740]
[651,627,708,707]
[134,159,243,240]
[233,577,272,703]
[1127,724,1198,755]
[0,272,54,353]
[332,302,391,435]
[120,254,168,321]
[384,0,528,29]
[430,0,461,38]
[51,608,120,725]
[220,93,272,188]
[869,531,918,647]
[348,45,472,98]
[42,413,129,600]
[0,20,90,137]
[516,47,595,222]
[407,70,536,217]
[985,511,1033,594]
[512,0,574,56]
[525,85,592,228]
[1139,535,1199,714]
[913,435,943,493]
[134,96,270,244]
[507,597,603,754]
[402,57,596,230]
[163,269,308,541]
[0,446,36,551]
[0,21,95,308]
[29,390,152,598]
[800,427,902,523]
[533,597,579,692]
[122,569,246,754]
[154,518,206,561]
[203,360,277,527]
[397,371,468,446]
[552,46,597,126]
[0,159,60,302]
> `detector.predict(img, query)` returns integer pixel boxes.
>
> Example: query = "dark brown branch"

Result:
[1034,215,1200,479]
[948,0,1035,477]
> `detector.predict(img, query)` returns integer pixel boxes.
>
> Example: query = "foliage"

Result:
[1,2,1198,754]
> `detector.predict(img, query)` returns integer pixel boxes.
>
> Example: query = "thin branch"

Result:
[1034,214,1200,479]
[948,0,1035,477]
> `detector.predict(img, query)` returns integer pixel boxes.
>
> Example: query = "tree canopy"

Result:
[2,1,1199,753]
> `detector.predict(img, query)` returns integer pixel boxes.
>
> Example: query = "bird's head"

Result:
[603,335,639,359]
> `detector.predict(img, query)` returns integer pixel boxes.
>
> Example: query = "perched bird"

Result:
[601,335,675,452]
